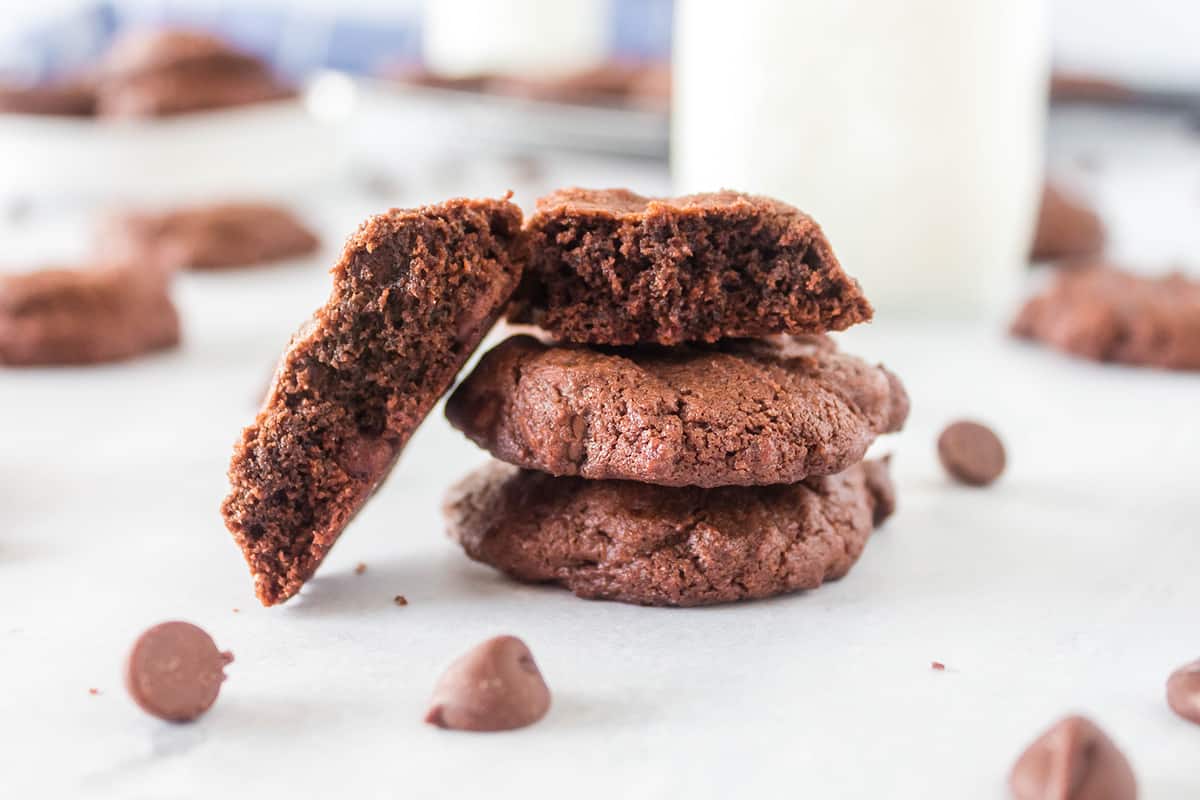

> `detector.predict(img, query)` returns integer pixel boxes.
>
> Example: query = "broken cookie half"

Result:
[222,196,526,605]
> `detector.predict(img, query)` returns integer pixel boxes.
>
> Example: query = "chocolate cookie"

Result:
[1030,183,1105,263]
[0,263,179,366]
[97,28,292,118]
[101,29,261,77]
[508,188,872,345]
[0,79,96,116]
[98,203,320,270]
[98,71,292,118]
[446,335,908,487]
[444,459,894,607]
[222,197,525,606]
[1012,264,1200,370]
[486,61,671,111]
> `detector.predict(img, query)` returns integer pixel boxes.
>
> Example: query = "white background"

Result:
[2,103,1199,797]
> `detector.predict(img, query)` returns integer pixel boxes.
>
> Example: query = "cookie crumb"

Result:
[88,688,100,696]
[931,661,946,671]
[354,562,367,576]
[232,608,239,613]
[393,595,408,606]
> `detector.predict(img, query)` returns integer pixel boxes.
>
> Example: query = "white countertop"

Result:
[2,116,1199,799]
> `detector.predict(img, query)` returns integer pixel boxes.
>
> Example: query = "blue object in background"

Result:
[0,1,674,83]
[612,0,673,60]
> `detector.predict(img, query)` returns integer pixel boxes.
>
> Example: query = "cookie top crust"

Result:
[446,334,908,487]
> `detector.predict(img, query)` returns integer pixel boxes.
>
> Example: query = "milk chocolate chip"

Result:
[1009,715,1136,800]
[337,434,396,480]
[938,420,1006,486]
[424,635,551,732]
[1167,659,1200,725]
[125,621,233,722]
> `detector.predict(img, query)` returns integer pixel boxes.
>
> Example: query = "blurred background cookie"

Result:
[97,202,320,270]
[0,262,179,366]
[95,28,294,118]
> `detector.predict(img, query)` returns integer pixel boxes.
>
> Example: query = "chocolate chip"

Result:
[1009,715,1136,800]
[455,278,508,342]
[1167,659,1200,725]
[564,414,586,464]
[393,595,408,606]
[938,420,1006,486]
[337,435,395,481]
[424,635,551,732]
[354,562,367,576]
[125,621,233,722]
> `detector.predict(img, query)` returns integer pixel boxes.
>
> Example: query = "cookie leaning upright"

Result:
[222,197,526,606]
[509,188,873,345]
[444,187,907,607]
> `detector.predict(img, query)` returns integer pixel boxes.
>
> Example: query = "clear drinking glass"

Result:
[672,0,1051,320]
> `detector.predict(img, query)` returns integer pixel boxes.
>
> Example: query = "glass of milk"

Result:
[673,0,1051,319]
[423,0,609,78]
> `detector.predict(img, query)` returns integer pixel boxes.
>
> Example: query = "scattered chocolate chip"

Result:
[354,562,367,576]
[1167,659,1200,725]
[938,420,1006,486]
[931,661,946,671]
[232,608,239,614]
[393,595,408,606]
[1009,715,1136,800]
[125,621,233,722]
[425,635,551,732]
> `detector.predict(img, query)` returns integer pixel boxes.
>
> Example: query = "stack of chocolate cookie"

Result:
[442,189,909,606]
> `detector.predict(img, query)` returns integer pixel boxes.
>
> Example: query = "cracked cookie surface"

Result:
[445,458,895,607]
[446,334,908,488]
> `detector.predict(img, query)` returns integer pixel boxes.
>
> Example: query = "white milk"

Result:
[423,0,609,78]
[672,0,1050,319]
